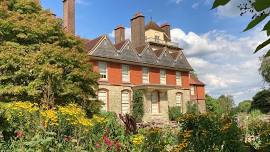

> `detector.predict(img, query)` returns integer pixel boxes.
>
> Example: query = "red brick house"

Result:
[63,0,206,121]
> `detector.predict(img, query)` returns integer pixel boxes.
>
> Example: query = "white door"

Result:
[98,91,107,111]
[151,91,159,113]
[121,91,130,114]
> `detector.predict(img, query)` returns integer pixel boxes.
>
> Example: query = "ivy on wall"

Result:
[131,90,144,123]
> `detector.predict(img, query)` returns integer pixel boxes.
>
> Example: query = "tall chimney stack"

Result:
[63,0,75,34]
[114,25,125,44]
[131,12,145,48]
[161,23,171,41]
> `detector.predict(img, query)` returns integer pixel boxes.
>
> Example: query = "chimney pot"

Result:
[114,25,125,44]
[131,12,145,48]
[63,0,75,34]
[160,23,171,41]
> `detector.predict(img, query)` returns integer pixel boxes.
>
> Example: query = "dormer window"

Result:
[155,35,159,42]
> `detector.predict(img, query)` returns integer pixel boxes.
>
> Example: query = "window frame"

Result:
[98,89,109,112]
[122,64,130,82]
[190,85,196,96]
[98,62,108,80]
[160,69,166,85]
[176,71,182,86]
[121,90,131,114]
[142,67,149,84]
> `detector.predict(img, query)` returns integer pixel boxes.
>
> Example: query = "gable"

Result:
[119,42,140,62]
[140,47,158,65]
[91,36,120,59]
[159,50,174,67]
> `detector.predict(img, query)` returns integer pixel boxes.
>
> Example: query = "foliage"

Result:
[236,100,251,113]
[260,57,270,83]
[186,101,199,114]
[218,95,234,114]
[212,0,270,56]
[251,89,270,113]
[205,94,219,113]
[238,110,270,151]
[168,106,182,121]
[0,0,100,113]
[175,113,246,152]
[131,90,144,122]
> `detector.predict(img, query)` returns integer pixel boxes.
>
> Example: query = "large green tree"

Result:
[236,100,251,113]
[0,0,100,112]
[251,89,270,114]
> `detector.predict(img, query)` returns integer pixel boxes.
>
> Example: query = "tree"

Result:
[0,0,100,113]
[218,95,234,114]
[236,100,251,113]
[251,89,270,114]
[205,94,219,113]
[260,57,270,83]
[212,0,270,56]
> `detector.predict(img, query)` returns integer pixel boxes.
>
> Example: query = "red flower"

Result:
[15,131,24,138]
[102,135,112,147]
[114,141,121,151]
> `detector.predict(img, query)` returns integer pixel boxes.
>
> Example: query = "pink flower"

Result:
[103,135,112,147]
[64,135,72,142]
[114,141,121,151]
[15,131,24,138]
[95,143,101,149]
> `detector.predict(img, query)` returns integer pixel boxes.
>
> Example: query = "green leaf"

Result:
[254,38,270,53]
[265,50,270,57]
[211,0,231,9]
[252,0,270,12]
[263,20,270,36]
[244,14,268,32]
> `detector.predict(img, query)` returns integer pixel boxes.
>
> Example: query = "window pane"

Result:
[160,70,166,84]
[176,72,182,86]
[99,62,107,79]
[176,93,182,107]
[121,91,130,114]
[98,91,107,111]
[122,65,130,82]
[143,67,149,84]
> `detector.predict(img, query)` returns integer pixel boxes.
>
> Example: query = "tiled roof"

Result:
[190,75,205,86]
[114,40,127,50]
[145,21,164,32]
[86,35,193,71]
[84,35,104,53]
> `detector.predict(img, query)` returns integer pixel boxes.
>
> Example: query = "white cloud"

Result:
[171,27,268,103]
[75,0,91,6]
[216,0,242,17]
[192,2,199,9]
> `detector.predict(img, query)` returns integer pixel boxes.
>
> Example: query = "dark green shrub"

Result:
[131,90,144,122]
[186,102,199,114]
[168,106,182,121]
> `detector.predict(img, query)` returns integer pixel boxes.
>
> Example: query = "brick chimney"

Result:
[131,12,145,48]
[160,23,171,41]
[63,0,75,34]
[114,25,125,44]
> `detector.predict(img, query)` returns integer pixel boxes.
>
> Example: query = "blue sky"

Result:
[41,0,268,104]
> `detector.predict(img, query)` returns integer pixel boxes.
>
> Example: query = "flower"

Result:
[15,130,24,138]
[131,134,144,145]
[77,117,92,127]
[103,135,112,147]
[40,109,58,126]
[64,135,72,142]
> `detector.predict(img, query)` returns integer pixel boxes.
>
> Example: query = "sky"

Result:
[40,0,269,104]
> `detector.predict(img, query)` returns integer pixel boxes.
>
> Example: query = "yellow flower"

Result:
[59,104,86,117]
[40,109,58,126]
[132,134,144,145]
[77,117,92,127]
[92,115,107,123]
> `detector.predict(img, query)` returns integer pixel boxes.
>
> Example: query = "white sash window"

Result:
[121,91,130,114]
[98,91,108,111]
[160,70,166,85]
[142,67,149,84]
[122,64,130,82]
[176,71,182,86]
[99,62,107,80]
